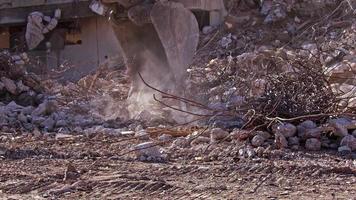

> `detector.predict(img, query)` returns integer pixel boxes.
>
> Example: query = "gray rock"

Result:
[251,135,266,147]
[55,119,68,128]
[274,123,297,138]
[353,130,356,137]
[1,77,17,95]
[41,117,55,132]
[305,138,321,151]
[340,135,356,151]
[21,106,35,115]
[134,142,165,162]
[31,116,46,125]
[32,100,58,116]
[288,136,300,146]
[300,127,322,139]
[22,123,34,131]
[275,134,288,149]
[329,119,349,137]
[338,145,351,155]
[297,120,317,138]
[6,101,23,112]
[16,80,30,93]
[17,113,28,123]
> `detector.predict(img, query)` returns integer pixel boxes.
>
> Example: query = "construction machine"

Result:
[0,0,226,97]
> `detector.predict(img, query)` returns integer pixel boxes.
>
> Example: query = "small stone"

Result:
[41,117,55,132]
[305,138,321,151]
[340,135,356,151]
[22,123,34,131]
[300,128,322,139]
[16,80,30,93]
[21,106,34,115]
[17,113,28,123]
[338,146,351,155]
[329,119,349,137]
[297,120,318,138]
[1,77,17,95]
[56,119,68,128]
[134,142,165,162]
[288,136,300,146]
[274,123,297,138]
[31,116,46,125]
[210,128,229,142]
[297,120,317,132]
[32,100,58,116]
[251,135,266,147]
[275,134,288,149]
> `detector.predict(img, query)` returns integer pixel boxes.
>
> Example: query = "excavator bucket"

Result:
[150,1,200,92]
[96,0,226,99]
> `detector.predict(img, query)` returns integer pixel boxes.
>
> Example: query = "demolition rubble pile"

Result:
[168,0,356,157]
[0,51,135,134]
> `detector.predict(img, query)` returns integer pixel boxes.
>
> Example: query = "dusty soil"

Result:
[0,133,355,199]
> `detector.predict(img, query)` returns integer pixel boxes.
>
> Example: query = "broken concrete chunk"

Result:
[288,136,300,146]
[329,120,349,137]
[32,100,58,116]
[275,134,288,149]
[305,138,321,151]
[274,123,297,138]
[134,142,165,162]
[338,145,352,154]
[41,117,55,132]
[16,80,30,93]
[1,77,17,95]
[340,135,356,151]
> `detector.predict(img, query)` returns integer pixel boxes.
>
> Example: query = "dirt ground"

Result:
[0,133,355,199]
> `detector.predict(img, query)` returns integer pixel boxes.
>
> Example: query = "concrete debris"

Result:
[338,145,352,155]
[340,135,356,151]
[305,138,321,151]
[25,9,61,50]
[275,133,288,149]
[134,142,166,162]
[274,123,297,138]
